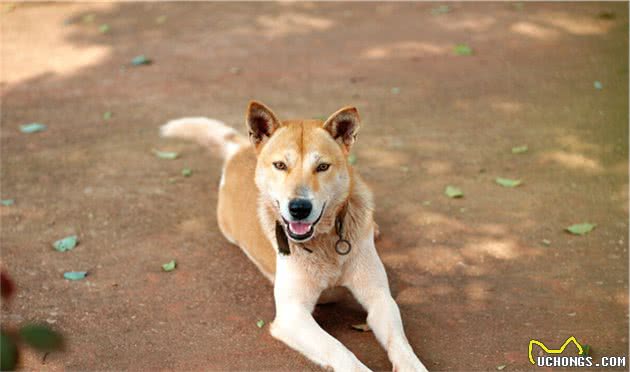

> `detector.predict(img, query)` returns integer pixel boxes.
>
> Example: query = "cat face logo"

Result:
[528,336,584,364]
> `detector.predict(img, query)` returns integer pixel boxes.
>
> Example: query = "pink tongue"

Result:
[289,222,312,235]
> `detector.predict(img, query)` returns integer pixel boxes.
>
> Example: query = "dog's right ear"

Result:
[322,106,360,152]
[246,100,281,149]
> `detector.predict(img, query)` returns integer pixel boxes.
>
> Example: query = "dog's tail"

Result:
[160,117,248,159]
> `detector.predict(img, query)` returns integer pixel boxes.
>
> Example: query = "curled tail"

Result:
[160,117,248,159]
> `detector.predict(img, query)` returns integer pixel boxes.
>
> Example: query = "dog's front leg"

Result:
[344,233,429,372]
[271,259,370,372]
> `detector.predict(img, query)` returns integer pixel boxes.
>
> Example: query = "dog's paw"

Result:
[350,359,372,372]
[390,347,428,372]
[392,358,428,372]
[269,320,284,341]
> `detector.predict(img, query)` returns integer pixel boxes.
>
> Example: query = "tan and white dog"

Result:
[161,101,428,372]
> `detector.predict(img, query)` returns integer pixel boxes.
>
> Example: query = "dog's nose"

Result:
[288,199,312,220]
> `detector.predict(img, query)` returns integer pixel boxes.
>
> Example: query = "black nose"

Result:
[288,199,312,220]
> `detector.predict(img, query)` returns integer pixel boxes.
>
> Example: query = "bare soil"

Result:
[1,2,628,371]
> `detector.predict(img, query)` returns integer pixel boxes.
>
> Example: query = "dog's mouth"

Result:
[285,221,315,240]
[281,202,326,242]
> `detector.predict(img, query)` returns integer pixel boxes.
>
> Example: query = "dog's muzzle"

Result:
[281,202,326,242]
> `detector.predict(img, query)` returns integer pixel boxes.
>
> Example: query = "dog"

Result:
[161,101,428,372]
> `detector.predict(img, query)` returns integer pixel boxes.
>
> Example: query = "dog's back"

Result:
[160,118,276,280]
[217,146,276,280]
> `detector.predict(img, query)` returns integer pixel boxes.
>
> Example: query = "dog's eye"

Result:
[316,163,330,172]
[273,161,287,171]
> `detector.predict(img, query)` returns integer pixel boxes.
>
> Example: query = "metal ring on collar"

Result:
[335,239,351,255]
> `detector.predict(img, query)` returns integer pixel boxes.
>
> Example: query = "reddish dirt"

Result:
[1,2,628,371]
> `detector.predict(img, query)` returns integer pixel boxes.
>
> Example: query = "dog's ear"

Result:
[246,100,281,148]
[322,106,360,151]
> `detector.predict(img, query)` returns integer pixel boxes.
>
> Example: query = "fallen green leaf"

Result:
[0,331,18,371]
[20,123,47,133]
[495,177,522,188]
[431,5,450,15]
[19,324,63,351]
[131,55,152,66]
[64,271,87,280]
[156,15,167,24]
[444,185,464,198]
[256,319,265,328]
[182,168,192,177]
[103,111,112,120]
[453,44,473,56]
[594,81,603,90]
[348,153,357,165]
[496,365,507,371]
[511,145,528,154]
[350,323,371,332]
[162,260,176,272]
[1,199,15,206]
[53,235,78,252]
[99,24,110,34]
[566,223,596,236]
[152,149,179,160]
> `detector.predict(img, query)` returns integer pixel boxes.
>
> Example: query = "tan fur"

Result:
[218,120,374,282]
[217,146,277,279]
[161,103,428,372]
[161,117,248,159]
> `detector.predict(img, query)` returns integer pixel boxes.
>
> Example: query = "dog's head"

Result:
[246,100,360,243]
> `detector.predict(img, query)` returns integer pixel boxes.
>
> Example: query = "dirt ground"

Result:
[1,2,628,371]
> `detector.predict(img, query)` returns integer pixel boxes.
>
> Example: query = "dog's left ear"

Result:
[246,100,281,149]
[322,106,361,151]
